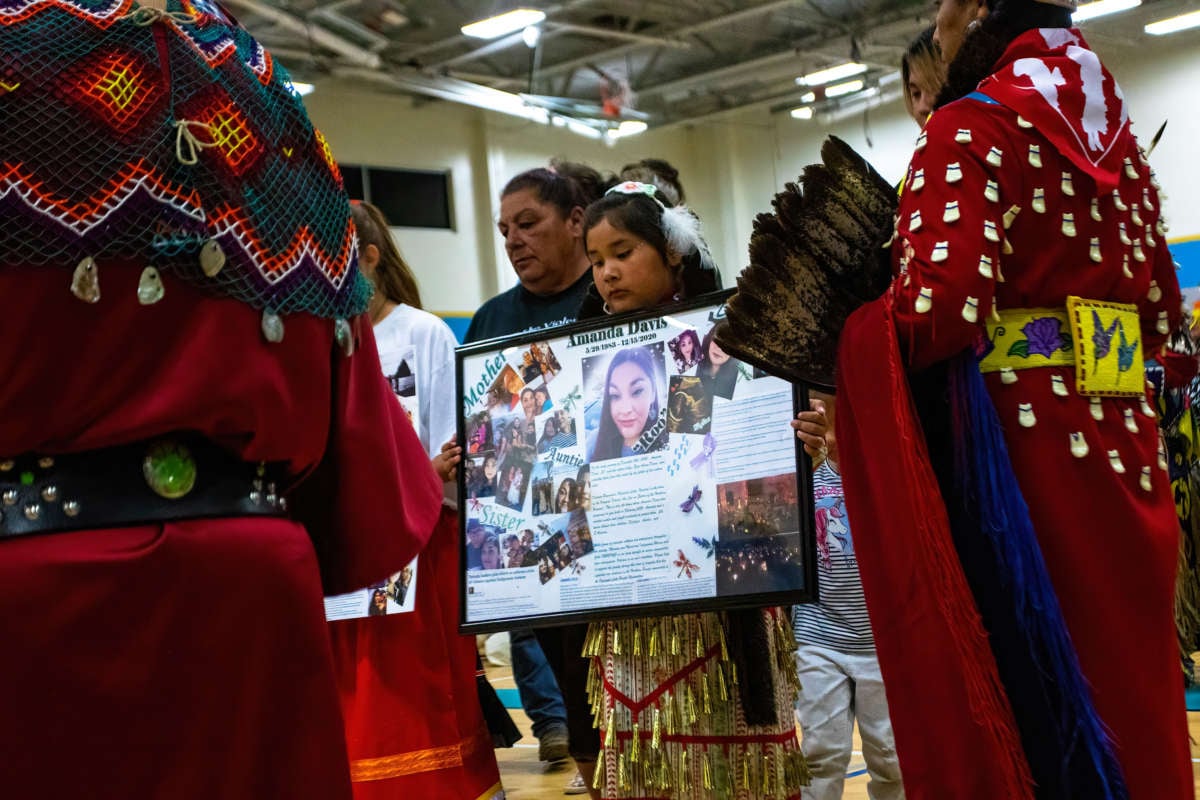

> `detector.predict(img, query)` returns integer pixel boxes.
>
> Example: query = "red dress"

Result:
[329,307,503,800]
[0,267,442,798]
[332,508,503,800]
[837,29,1191,800]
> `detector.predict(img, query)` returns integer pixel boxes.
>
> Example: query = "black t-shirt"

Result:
[464,271,593,344]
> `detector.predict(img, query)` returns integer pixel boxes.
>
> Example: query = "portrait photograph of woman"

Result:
[466,454,498,499]
[667,328,702,375]
[478,532,504,571]
[583,344,668,462]
[537,415,576,453]
[696,326,740,401]
[367,587,388,617]
[574,465,591,512]
[554,477,578,514]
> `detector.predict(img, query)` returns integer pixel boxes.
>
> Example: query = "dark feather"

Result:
[716,136,897,386]
[1146,119,1167,157]
[822,136,897,202]
[752,212,792,244]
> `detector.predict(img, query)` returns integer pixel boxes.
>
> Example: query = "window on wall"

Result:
[339,164,454,230]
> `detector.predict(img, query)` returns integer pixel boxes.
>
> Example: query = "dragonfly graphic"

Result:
[680,485,703,514]
[673,550,700,579]
[468,497,483,513]
[558,385,582,413]
[692,535,718,559]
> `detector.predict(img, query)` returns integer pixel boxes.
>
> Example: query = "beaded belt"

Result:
[0,436,288,539]
[979,296,1146,397]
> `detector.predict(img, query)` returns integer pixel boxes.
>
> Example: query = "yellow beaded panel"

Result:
[1066,296,1145,397]
[980,307,1074,374]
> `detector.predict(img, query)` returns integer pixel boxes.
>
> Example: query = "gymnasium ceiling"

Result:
[223,0,1200,132]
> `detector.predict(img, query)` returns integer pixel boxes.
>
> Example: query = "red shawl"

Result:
[836,301,1034,800]
[978,28,1132,192]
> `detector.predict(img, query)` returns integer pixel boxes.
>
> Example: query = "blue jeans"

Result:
[509,627,567,739]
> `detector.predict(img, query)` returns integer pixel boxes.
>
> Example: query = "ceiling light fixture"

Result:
[825,79,865,98]
[1072,0,1140,23]
[462,8,547,39]
[379,9,408,27]
[522,25,542,48]
[1144,8,1200,34]
[790,107,814,120]
[607,120,649,139]
[799,91,816,104]
[795,62,867,86]
[562,117,603,139]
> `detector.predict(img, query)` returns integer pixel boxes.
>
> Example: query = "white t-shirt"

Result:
[373,304,458,504]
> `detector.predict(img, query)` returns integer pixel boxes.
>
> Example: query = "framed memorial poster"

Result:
[456,291,817,632]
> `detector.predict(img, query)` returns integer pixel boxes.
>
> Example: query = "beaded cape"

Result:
[0,0,370,319]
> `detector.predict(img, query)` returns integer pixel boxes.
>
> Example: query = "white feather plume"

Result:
[661,204,716,271]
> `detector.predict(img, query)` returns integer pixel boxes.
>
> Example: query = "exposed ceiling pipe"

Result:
[222,0,383,69]
[425,19,692,72]
[635,13,922,101]
[394,0,603,62]
[517,0,806,83]
[307,4,390,51]
[651,82,903,131]
[817,86,904,123]
[547,22,691,48]
[444,69,517,86]
[638,51,800,99]
[224,0,920,132]
[223,0,618,138]
[429,30,547,69]
[332,66,552,123]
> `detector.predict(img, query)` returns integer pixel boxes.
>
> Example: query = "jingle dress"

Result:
[586,610,808,799]
[576,286,809,800]
[837,28,1191,800]
[0,1,442,797]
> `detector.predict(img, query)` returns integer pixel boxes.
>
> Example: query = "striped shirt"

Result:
[793,460,875,654]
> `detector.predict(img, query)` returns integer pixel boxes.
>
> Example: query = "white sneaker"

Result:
[564,771,588,795]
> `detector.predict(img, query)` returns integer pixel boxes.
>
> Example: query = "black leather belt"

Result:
[0,435,289,539]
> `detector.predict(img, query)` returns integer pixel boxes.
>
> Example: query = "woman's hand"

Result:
[791,398,829,461]
[431,438,462,484]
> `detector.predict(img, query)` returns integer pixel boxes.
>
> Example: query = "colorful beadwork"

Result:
[0,0,369,319]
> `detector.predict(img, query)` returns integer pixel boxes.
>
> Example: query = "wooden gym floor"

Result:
[486,662,1200,798]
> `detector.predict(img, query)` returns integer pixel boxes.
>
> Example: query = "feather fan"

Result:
[714,136,897,387]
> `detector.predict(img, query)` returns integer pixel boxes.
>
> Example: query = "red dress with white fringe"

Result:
[837,28,1191,800]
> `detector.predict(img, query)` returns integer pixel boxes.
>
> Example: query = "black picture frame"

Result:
[455,290,818,633]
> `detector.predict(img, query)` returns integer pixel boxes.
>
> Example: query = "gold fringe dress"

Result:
[584,608,810,799]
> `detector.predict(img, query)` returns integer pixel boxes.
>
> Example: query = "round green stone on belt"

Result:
[143,440,197,499]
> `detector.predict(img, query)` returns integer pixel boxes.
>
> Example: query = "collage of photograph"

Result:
[459,302,807,626]
[462,338,600,593]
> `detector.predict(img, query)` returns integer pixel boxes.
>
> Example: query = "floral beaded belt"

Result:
[0,436,288,539]
[979,296,1146,397]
